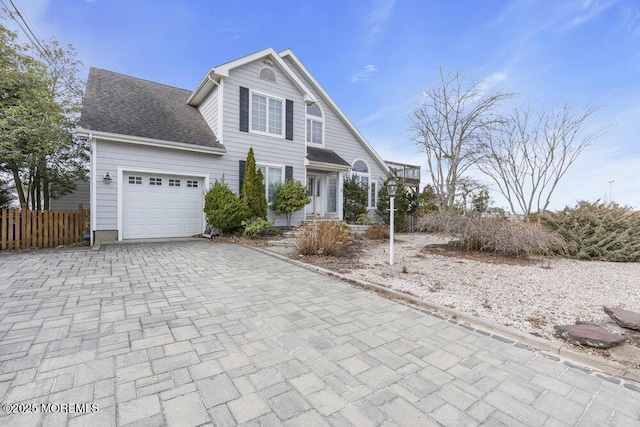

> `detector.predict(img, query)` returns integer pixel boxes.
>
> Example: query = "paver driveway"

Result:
[0,241,638,426]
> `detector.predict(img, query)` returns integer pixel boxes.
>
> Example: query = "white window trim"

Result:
[249,90,286,138]
[305,103,325,147]
[257,163,285,204]
[351,159,376,209]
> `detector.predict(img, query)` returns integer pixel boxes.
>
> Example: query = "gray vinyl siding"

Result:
[199,86,218,138]
[50,180,90,211]
[222,59,307,226]
[283,57,388,202]
[94,139,232,230]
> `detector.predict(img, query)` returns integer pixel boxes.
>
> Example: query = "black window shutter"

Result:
[285,100,293,140]
[239,160,246,194]
[239,87,249,132]
[285,166,293,181]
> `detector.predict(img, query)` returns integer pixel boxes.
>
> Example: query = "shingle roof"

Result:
[306,147,351,167]
[80,68,223,150]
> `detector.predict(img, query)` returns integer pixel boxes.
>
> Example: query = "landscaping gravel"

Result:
[342,233,640,340]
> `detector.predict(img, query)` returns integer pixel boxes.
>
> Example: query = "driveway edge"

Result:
[248,245,640,386]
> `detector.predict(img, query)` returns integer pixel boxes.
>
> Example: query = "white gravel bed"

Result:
[344,233,640,340]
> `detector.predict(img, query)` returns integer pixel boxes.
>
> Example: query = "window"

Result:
[186,180,198,188]
[128,176,142,185]
[251,93,283,136]
[352,160,376,208]
[169,179,181,187]
[306,103,323,145]
[149,177,162,186]
[258,165,283,203]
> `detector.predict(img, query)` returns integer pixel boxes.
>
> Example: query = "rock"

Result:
[604,306,640,331]
[554,322,626,348]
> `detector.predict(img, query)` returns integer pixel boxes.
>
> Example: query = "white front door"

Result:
[122,172,203,239]
[306,175,323,215]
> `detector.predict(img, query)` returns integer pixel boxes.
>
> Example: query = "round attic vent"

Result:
[259,67,277,83]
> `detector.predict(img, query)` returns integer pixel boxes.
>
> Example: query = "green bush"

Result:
[417,212,565,256]
[204,179,250,235]
[343,176,367,224]
[377,175,413,232]
[242,218,278,238]
[541,201,640,262]
[355,213,372,225]
[272,179,309,228]
[242,148,267,219]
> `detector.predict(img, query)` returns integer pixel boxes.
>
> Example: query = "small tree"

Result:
[416,184,438,216]
[0,176,13,208]
[272,180,309,229]
[343,176,367,224]
[241,148,267,219]
[204,179,250,235]
[377,176,412,232]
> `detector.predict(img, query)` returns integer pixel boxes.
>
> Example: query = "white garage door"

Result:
[123,173,203,239]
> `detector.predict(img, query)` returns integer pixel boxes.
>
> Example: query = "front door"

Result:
[306,175,322,215]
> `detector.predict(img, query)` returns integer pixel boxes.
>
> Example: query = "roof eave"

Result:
[78,128,226,155]
[279,49,390,175]
[306,160,350,172]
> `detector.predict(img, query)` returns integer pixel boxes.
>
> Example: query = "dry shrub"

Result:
[417,212,565,256]
[541,201,640,262]
[365,224,389,240]
[295,220,354,256]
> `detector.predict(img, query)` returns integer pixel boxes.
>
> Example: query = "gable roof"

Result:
[80,68,224,151]
[278,49,390,175]
[187,48,317,106]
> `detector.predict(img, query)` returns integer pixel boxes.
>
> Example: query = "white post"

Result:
[389,195,395,266]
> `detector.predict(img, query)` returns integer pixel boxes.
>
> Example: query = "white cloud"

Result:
[622,6,640,37]
[350,64,379,83]
[360,94,419,123]
[367,0,395,44]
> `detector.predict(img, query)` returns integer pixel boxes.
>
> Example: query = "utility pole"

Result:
[608,180,614,202]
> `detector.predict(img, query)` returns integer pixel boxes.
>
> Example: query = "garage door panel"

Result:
[123,173,204,239]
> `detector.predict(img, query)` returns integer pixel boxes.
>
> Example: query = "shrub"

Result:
[295,220,354,256]
[241,148,267,220]
[355,213,372,225]
[343,176,367,224]
[541,201,640,262]
[417,212,565,256]
[272,179,309,228]
[377,175,414,232]
[366,224,389,240]
[204,179,250,235]
[242,218,278,239]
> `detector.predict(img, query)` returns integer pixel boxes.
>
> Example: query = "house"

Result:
[385,160,421,195]
[78,48,389,244]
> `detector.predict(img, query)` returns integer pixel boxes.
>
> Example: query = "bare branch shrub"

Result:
[294,220,354,256]
[541,201,640,262]
[365,224,389,240]
[417,212,566,256]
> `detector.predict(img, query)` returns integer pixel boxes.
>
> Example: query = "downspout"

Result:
[89,133,96,247]
[206,73,223,145]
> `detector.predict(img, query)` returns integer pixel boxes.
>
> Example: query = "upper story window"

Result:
[306,103,324,145]
[251,92,284,137]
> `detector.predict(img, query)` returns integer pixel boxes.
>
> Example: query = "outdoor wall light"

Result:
[103,172,112,185]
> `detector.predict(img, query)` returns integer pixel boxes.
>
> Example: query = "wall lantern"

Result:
[103,172,112,185]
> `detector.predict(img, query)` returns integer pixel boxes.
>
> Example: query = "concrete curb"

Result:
[248,245,640,386]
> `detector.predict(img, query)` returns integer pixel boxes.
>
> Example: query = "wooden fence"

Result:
[0,205,90,250]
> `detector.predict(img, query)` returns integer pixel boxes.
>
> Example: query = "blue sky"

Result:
[4,0,639,210]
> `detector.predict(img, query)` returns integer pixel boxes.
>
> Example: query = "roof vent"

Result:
[259,67,277,83]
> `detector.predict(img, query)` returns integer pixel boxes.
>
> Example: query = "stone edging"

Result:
[247,245,640,388]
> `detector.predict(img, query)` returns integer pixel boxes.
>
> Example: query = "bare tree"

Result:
[409,68,512,210]
[475,102,607,221]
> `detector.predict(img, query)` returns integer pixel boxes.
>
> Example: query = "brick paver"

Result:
[0,241,638,425]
